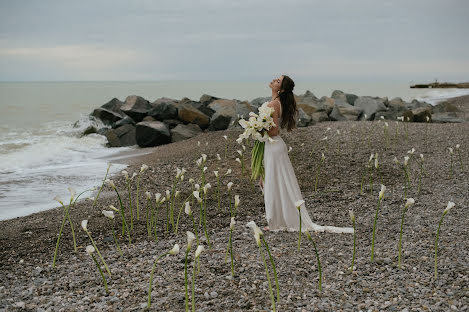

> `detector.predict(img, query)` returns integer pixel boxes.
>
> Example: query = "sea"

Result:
[1,80,469,221]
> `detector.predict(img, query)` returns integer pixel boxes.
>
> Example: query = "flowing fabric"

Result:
[262,108,353,234]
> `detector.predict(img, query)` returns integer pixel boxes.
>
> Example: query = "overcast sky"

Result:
[0,0,468,82]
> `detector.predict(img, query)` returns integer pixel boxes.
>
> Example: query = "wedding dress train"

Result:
[262,111,353,234]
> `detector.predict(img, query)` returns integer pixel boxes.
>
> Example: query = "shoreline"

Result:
[1,107,468,310]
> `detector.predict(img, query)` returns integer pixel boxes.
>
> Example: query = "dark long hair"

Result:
[278,75,298,132]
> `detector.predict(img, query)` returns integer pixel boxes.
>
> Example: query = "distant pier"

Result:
[410,82,469,88]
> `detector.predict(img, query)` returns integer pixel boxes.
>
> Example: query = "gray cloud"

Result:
[0,0,468,81]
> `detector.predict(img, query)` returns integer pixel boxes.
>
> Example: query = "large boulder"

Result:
[101,98,124,114]
[297,108,313,127]
[432,102,461,113]
[200,94,220,106]
[387,97,407,112]
[163,119,183,129]
[179,97,215,117]
[208,99,236,130]
[331,90,347,102]
[311,111,330,123]
[431,112,466,123]
[374,111,400,121]
[412,107,432,122]
[121,95,152,122]
[235,100,255,119]
[345,93,358,106]
[148,100,178,121]
[406,99,432,110]
[250,97,271,109]
[329,101,363,121]
[170,123,202,142]
[112,115,136,129]
[296,90,319,106]
[354,96,387,120]
[136,121,171,147]
[91,108,124,125]
[113,124,137,146]
[178,103,210,129]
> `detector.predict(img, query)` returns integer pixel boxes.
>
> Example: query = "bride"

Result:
[258,75,353,234]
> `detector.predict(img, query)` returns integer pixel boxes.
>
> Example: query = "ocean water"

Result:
[1,81,468,221]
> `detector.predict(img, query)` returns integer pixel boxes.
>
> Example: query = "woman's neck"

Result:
[271,91,279,100]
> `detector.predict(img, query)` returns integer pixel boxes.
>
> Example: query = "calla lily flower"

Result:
[295,200,305,209]
[53,196,63,205]
[235,158,241,164]
[405,198,415,209]
[145,191,152,200]
[169,244,180,255]
[201,154,207,163]
[81,220,88,231]
[214,171,219,178]
[185,201,192,215]
[349,210,355,222]
[379,184,386,200]
[321,153,325,161]
[230,217,236,229]
[225,168,232,175]
[194,184,200,191]
[175,190,180,198]
[106,179,116,190]
[68,187,76,201]
[109,205,119,212]
[193,191,202,203]
[195,245,204,258]
[187,231,195,250]
[203,166,207,172]
[122,170,129,179]
[456,144,460,149]
[189,178,195,184]
[448,147,454,154]
[227,182,233,191]
[246,221,263,246]
[165,190,171,200]
[404,156,409,166]
[216,154,221,161]
[86,245,95,255]
[155,193,161,203]
[444,201,455,214]
[140,164,149,172]
[234,195,240,208]
[223,135,228,140]
[102,210,115,219]
[203,183,211,194]
[288,146,292,153]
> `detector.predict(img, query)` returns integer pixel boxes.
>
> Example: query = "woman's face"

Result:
[269,76,284,92]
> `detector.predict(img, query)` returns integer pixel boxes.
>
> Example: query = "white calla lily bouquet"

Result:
[236,102,279,181]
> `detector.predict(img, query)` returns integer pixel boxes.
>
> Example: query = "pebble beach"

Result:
[1,96,469,311]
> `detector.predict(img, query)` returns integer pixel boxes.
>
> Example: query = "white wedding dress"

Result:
[261,102,353,234]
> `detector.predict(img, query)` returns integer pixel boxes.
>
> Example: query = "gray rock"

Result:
[112,115,136,129]
[163,119,184,129]
[136,121,171,147]
[354,96,387,120]
[345,93,358,105]
[297,108,313,127]
[91,108,124,125]
[431,112,466,123]
[200,94,220,106]
[330,101,363,121]
[387,97,408,112]
[178,103,210,129]
[331,90,347,102]
[311,111,330,123]
[82,125,97,136]
[170,123,202,142]
[249,97,271,109]
[100,97,124,114]
[148,100,179,121]
[121,95,152,122]
[208,99,237,131]
[411,107,432,122]
[113,124,137,146]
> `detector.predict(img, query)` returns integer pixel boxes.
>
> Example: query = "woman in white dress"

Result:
[259,75,353,234]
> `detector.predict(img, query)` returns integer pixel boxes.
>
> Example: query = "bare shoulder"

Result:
[267,99,281,111]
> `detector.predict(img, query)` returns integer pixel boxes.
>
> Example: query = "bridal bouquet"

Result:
[236,102,278,181]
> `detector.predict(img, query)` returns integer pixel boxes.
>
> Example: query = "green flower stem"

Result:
[360,165,366,194]
[261,236,280,303]
[184,247,191,312]
[224,227,235,277]
[418,160,424,195]
[175,194,195,234]
[165,201,170,233]
[398,205,408,269]
[258,244,276,312]
[434,212,448,280]
[351,218,356,274]
[111,220,123,257]
[92,164,111,209]
[169,179,178,231]
[66,201,77,252]
[136,174,142,221]
[310,238,322,291]
[201,194,211,248]
[371,197,382,261]
[298,209,302,251]
[147,251,170,308]
[191,255,202,312]
[216,177,220,210]
[251,140,265,181]
[85,230,111,276]
[449,154,454,178]
[146,199,151,237]
[457,150,464,171]
[126,180,133,230]
[368,164,374,194]
[52,203,72,267]
[91,253,109,293]
[152,202,161,242]
[314,157,324,192]
[114,188,129,239]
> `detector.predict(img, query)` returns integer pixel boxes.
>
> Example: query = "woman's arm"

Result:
[266,100,280,137]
